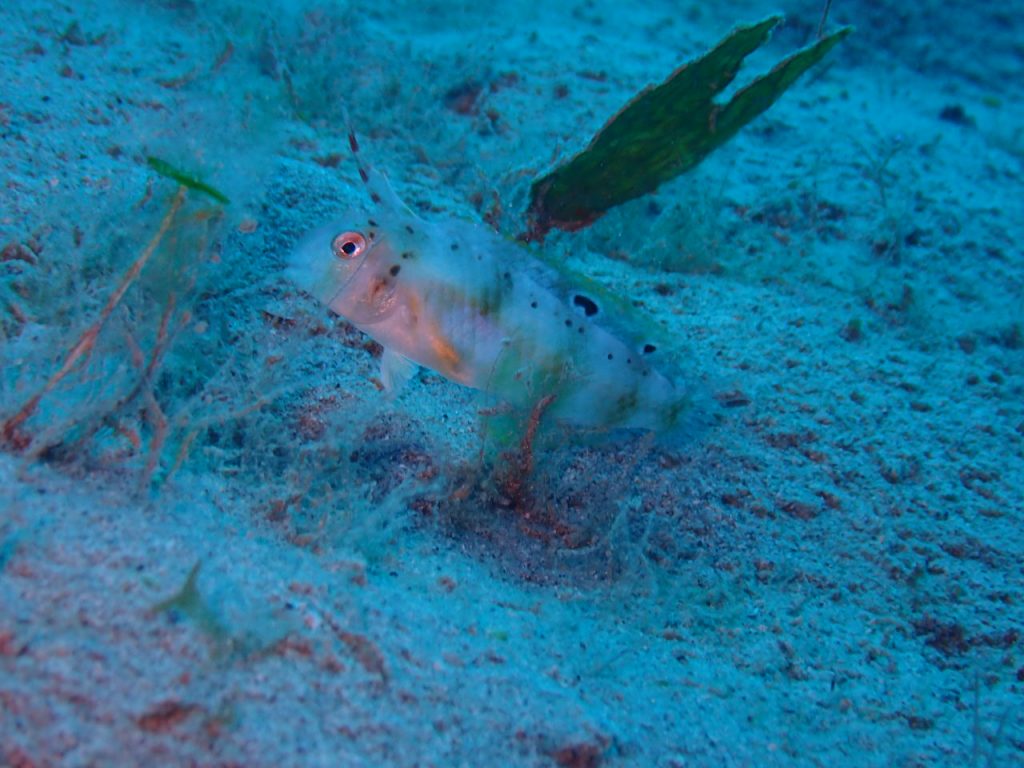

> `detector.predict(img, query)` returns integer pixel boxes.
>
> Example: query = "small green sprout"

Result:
[151,561,229,642]
[146,156,230,205]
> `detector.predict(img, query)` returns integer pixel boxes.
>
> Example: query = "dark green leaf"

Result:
[525,18,852,239]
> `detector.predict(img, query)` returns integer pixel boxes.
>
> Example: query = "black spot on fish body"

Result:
[642,343,656,354]
[405,224,415,234]
[389,264,401,276]
[572,294,599,317]
[401,251,414,259]
[450,242,459,250]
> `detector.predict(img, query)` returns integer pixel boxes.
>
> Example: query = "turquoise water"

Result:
[1,1,1022,765]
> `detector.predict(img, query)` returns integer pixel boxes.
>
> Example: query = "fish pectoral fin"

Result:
[379,347,418,398]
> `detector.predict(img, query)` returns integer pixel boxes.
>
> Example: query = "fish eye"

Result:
[331,231,367,259]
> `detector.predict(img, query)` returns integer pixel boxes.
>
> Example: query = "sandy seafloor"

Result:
[1,0,1022,765]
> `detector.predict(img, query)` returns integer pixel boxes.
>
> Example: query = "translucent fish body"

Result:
[287,179,693,434]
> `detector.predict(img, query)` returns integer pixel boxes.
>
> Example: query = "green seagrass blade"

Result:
[524,17,852,240]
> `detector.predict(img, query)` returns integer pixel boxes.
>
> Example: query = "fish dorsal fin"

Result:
[344,120,420,222]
